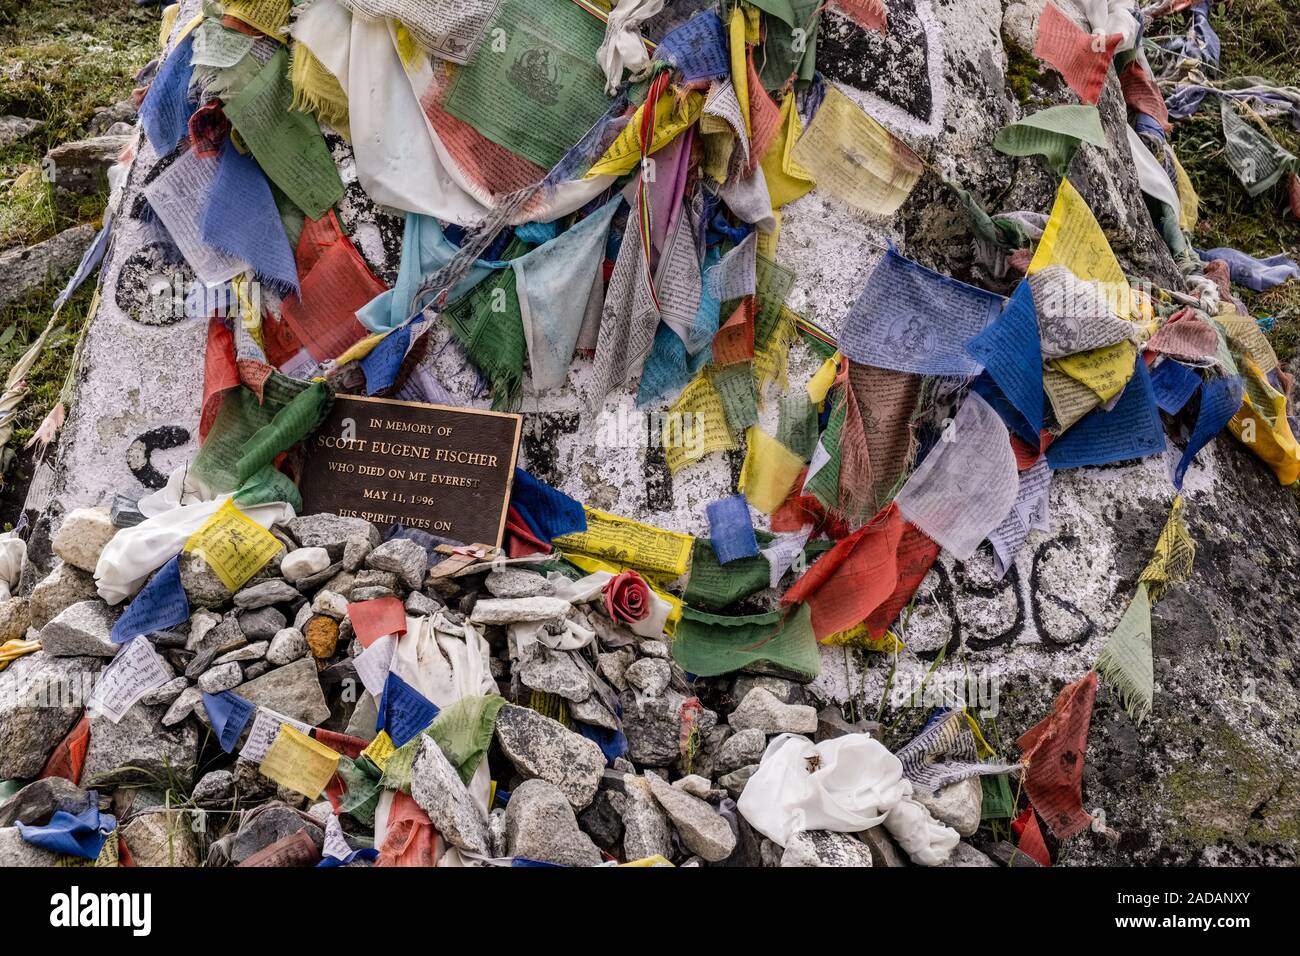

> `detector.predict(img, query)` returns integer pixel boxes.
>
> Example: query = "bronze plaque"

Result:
[299,395,523,547]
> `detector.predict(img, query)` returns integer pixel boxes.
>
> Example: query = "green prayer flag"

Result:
[442,244,529,411]
[225,47,344,219]
[980,771,1015,820]
[755,254,796,349]
[442,0,612,169]
[673,602,820,680]
[191,372,315,493]
[993,104,1108,175]
[803,395,846,512]
[236,380,333,486]
[1096,582,1153,722]
[776,390,818,461]
[1220,97,1297,197]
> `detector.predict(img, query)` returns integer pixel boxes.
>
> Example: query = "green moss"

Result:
[1164,719,1286,848]
[1002,30,1043,108]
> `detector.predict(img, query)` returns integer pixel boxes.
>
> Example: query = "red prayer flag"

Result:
[1119,60,1170,132]
[346,595,408,649]
[200,318,239,442]
[830,0,888,34]
[712,297,756,365]
[1014,806,1053,866]
[1034,2,1122,106]
[1017,669,1099,841]
[280,210,385,362]
[781,502,906,638]
[39,714,91,784]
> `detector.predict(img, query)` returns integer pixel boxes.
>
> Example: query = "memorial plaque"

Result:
[299,395,523,547]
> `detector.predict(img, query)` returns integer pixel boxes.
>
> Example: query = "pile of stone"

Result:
[0,506,1006,868]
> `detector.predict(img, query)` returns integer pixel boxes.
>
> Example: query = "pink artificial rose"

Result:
[602,570,652,624]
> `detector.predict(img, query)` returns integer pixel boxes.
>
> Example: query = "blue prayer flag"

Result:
[202,691,257,753]
[377,673,440,748]
[1175,376,1244,489]
[1046,359,1166,469]
[966,280,1044,434]
[706,495,760,564]
[111,555,190,644]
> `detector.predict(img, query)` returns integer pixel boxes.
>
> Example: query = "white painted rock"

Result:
[280,547,332,583]
[51,507,116,573]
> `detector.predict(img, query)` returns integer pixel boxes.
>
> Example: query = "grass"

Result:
[1162,0,1300,360]
[0,1,156,511]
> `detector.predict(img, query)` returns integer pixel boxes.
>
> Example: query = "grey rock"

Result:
[242,661,271,681]
[940,841,998,867]
[234,657,330,726]
[0,222,94,311]
[0,598,30,644]
[280,547,332,583]
[728,688,817,734]
[577,789,624,851]
[504,779,601,867]
[858,824,909,867]
[267,627,309,665]
[121,811,200,866]
[0,652,102,778]
[568,691,618,730]
[28,561,98,630]
[311,589,348,620]
[350,586,393,603]
[184,610,222,652]
[638,639,670,659]
[0,777,87,827]
[180,551,234,608]
[238,606,286,640]
[300,564,346,594]
[285,515,379,559]
[518,647,590,701]
[42,134,130,195]
[353,569,400,591]
[486,568,554,598]
[293,603,313,631]
[162,687,203,727]
[716,727,767,774]
[619,775,673,862]
[494,704,604,809]
[673,774,719,800]
[625,657,670,697]
[0,114,40,147]
[620,688,688,766]
[342,535,373,572]
[815,705,884,743]
[470,596,571,625]
[214,641,268,665]
[185,647,220,680]
[759,838,783,868]
[781,830,874,867]
[733,675,808,707]
[719,764,758,800]
[50,507,116,573]
[234,579,301,609]
[645,771,736,862]
[0,827,62,865]
[82,702,200,787]
[38,600,120,656]
[410,737,490,855]
[139,675,190,707]
[86,99,137,136]
[365,538,426,591]
[188,612,245,659]
[405,591,442,616]
[914,777,983,837]
[597,649,635,692]
[228,803,324,865]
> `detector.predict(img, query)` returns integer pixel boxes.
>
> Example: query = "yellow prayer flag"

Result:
[223,0,291,44]
[789,86,923,217]
[1170,149,1199,232]
[739,426,804,513]
[259,724,341,799]
[1049,340,1137,402]
[620,854,675,867]
[0,638,41,673]
[360,730,396,772]
[806,354,840,406]
[757,214,780,259]
[183,498,283,592]
[760,94,816,209]
[159,4,181,49]
[1028,178,1131,319]
[729,6,751,136]
[335,331,387,366]
[554,508,694,578]
[1229,358,1300,485]
[586,91,705,179]
[662,373,736,473]
[1138,495,1195,603]
[820,622,903,653]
